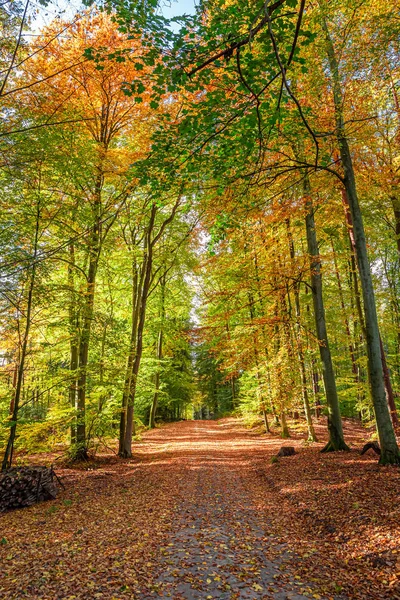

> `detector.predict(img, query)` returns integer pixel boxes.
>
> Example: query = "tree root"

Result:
[321,440,350,453]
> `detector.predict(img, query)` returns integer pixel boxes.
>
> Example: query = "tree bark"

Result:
[331,239,359,377]
[119,206,156,457]
[119,195,181,457]
[342,191,399,428]
[322,14,400,463]
[75,178,102,460]
[68,242,79,446]
[248,292,270,434]
[304,190,348,451]
[286,219,317,442]
[118,260,140,455]
[149,273,166,429]
[2,200,40,471]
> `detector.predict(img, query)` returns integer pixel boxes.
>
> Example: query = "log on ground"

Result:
[0,466,59,512]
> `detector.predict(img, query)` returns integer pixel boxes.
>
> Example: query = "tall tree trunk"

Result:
[254,223,281,424]
[304,189,348,451]
[379,336,399,428]
[312,362,322,418]
[286,219,317,442]
[119,261,140,455]
[391,198,400,260]
[331,239,359,378]
[120,205,157,458]
[2,200,40,471]
[68,242,79,446]
[224,321,237,410]
[248,292,270,433]
[342,190,398,426]
[322,15,400,463]
[149,273,166,429]
[273,304,290,439]
[119,196,181,456]
[75,181,102,460]
[149,343,162,429]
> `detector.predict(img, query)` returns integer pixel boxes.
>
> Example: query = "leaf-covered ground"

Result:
[0,418,399,600]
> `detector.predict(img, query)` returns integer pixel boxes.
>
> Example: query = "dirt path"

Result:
[148,420,310,599]
[2,418,398,600]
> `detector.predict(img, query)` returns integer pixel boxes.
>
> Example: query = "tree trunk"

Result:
[120,205,157,457]
[391,200,400,259]
[331,239,359,379]
[68,242,79,446]
[149,274,166,429]
[342,191,399,428]
[322,14,400,464]
[2,200,40,471]
[247,292,271,433]
[119,261,140,455]
[261,403,270,433]
[312,364,322,418]
[286,219,317,442]
[74,184,102,460]
[304,191,348,451]
[379,336,399,428]
[280,410,290,438]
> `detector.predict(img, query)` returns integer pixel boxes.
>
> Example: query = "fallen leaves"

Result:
[0,417,399,599]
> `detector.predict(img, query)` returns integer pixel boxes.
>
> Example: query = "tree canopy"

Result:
[0,0,400,467]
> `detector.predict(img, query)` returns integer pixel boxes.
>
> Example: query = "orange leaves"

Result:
[18,10,157,155]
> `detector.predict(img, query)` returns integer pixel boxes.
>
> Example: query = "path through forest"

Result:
[150,420,309,599]
[1,418,399,600]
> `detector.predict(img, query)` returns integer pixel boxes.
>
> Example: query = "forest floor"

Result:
[0,418,399,600]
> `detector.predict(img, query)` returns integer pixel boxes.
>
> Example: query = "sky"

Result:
[161,0,196,18]
[30,0,197,32]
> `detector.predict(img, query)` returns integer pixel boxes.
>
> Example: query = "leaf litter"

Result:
[0,418,399,599]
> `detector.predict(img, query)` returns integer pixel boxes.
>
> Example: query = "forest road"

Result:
[0,419,342,600]
[146,420,324,600]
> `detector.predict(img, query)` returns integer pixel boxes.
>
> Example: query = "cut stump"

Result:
[277,446,296,458]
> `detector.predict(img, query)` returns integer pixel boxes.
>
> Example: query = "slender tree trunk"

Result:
[304,189,348,451]
[68,242,79,446]
[120,206,157,458]
[230,376,236,408]
[322,15,400,463]
[98,321,108,413]
[379,336,399,428]
[121,270,152,456]
[342,191,399,428]
[118,194,181,456]
[2,200,40,471]
[252,231,280,423]
[9,366,18,416]
[248,293,270,433]
[75,182,102,460]
[312,363,322,418]
[119,262,140,455]
[391,199,400,259]
[224,321,237,410]
[273,307,290,439]
[149,274,166,429]
[331,239,358,377]
[261,403,270,433]
[286,219,317,442]
[149,330,163,429]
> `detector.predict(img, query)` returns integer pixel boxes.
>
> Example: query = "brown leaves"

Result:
[1,418,399,599]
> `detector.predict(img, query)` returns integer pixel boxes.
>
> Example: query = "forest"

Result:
[0,0,399,598]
